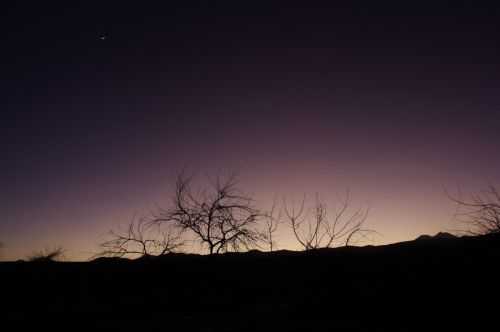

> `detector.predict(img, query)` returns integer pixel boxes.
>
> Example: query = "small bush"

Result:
[27,246,65,262]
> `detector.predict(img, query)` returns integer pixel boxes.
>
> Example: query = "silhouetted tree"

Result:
[284,192,369,250]
[449,185,500,235]
[263,199,282,252]
[98,215,184,258]
[28,246,65,262]
[153,173,266,254]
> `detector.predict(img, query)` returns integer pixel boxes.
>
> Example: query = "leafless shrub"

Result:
[283,191,370,250]
[28,246,65,262]
[262,199,282,252]
[98,215,185,258]
[448,185,500,235]
[152,172,266,254]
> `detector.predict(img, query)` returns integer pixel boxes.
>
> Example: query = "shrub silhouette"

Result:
[262,199,282,252]
[98,215,184,258]
[449,185,500,235]
[152,172,267,254]
[283,192,371,249]
[98,171,377,257]
[27,246,65,262]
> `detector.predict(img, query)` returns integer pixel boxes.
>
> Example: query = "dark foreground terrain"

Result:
[2,233,500,331]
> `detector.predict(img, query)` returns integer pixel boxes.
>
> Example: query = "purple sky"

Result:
[1,2,500,260]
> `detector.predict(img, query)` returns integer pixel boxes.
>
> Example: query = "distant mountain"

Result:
[415,232,457,241]
[2,232,500,331]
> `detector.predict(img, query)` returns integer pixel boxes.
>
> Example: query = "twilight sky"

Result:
[2,2,500,260]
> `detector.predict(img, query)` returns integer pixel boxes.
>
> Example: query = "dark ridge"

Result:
[415,232,457,241]
[1,233,499,331]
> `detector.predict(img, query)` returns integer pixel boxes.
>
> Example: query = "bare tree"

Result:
[28,246,65,262]
[153,173,266,254]
[263,199,282,252]
[283,191,369,250]
[98,215,184,258]
[448,185,500,235]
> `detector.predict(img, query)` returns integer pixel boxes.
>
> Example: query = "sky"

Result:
[1,2,500,260]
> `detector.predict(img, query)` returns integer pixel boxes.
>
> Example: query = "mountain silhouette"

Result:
[1,233,499,331]
[415,231,457,241]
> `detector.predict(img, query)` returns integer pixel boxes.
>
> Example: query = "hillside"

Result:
[2,233,500,331]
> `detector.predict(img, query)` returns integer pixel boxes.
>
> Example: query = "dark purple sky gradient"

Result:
[1,2,500,260]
